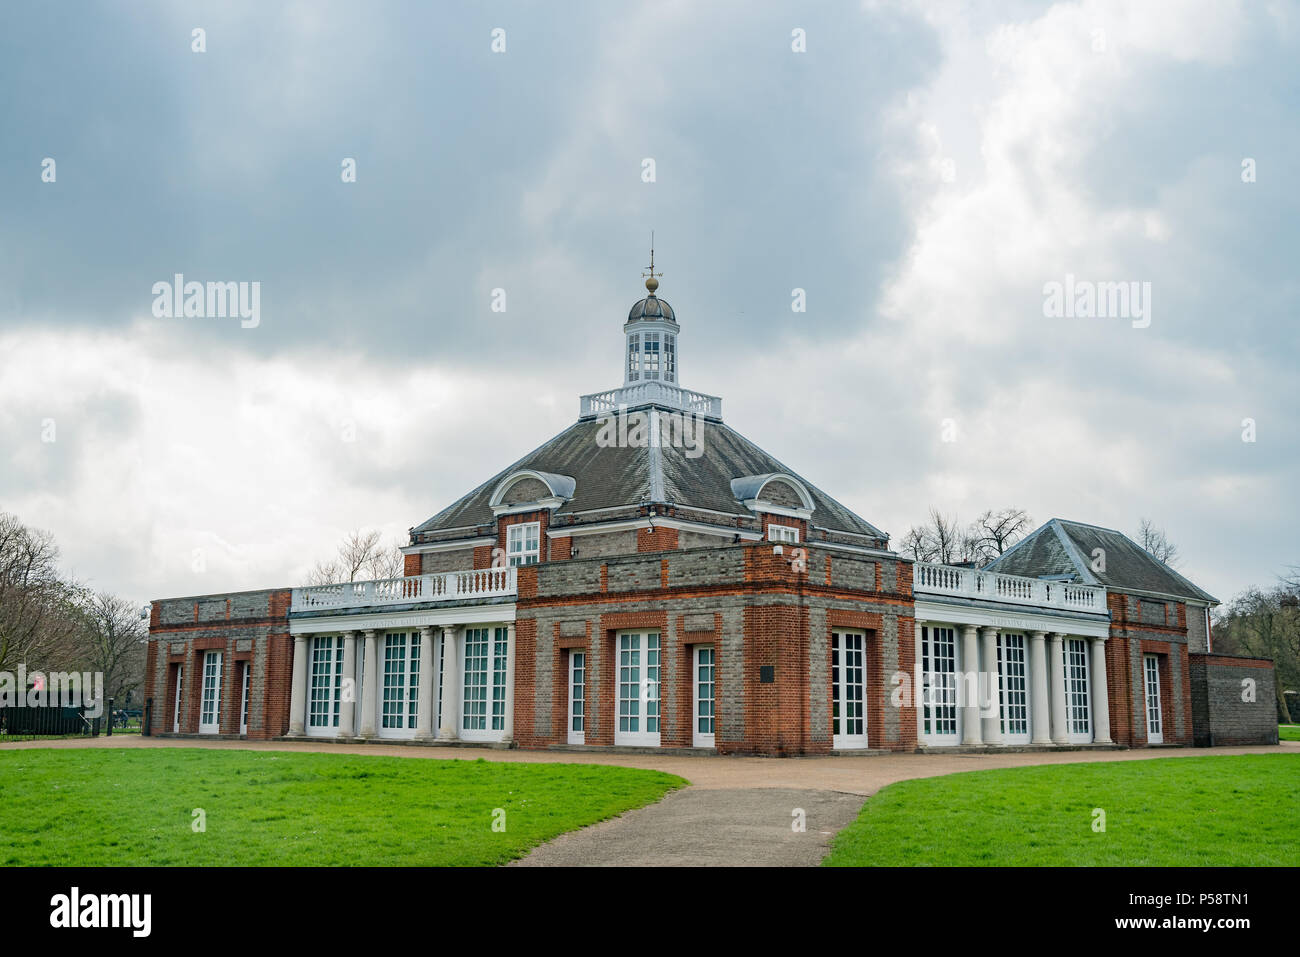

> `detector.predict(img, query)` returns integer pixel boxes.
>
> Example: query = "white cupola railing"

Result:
[580,381,722,419]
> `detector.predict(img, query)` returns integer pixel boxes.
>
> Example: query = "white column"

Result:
[287,635,309,736]
[1090,637,1112,744]
[415,626,436,741]
[914,620,926,727]
[1049,632,1069,745]
[1029,631,1051,744]
[961,625,982,745]
[980,626,1002,746]
[339,631,358,738]
[358,629,378,740]
[438,626,461,740]
[504,623,516,742]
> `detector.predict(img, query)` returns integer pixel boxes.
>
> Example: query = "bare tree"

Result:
[76,592,149,705]
[965,508,1033,565]
[1136,518,1180,567]
[306,529,405,585]
[1214,580,1300,723]
[0,512,83,673]
[900,508,972,565]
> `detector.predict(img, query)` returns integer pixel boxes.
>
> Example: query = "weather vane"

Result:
[642,231,662,291]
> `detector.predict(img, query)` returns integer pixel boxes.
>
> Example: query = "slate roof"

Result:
[986,519,1218,604]
[411,414,887,541]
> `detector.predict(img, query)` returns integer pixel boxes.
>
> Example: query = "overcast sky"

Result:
[1,0,1296,608]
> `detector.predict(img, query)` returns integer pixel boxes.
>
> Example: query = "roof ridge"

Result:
[1048,519,1100,585]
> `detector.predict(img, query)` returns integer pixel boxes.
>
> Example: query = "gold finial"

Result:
[642,230,661,294]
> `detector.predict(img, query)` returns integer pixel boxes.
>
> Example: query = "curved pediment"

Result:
[488,470,577,514]
[730,472,815,515]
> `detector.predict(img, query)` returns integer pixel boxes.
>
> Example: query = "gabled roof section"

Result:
[987,518,1218,604]
[411,413,887,542]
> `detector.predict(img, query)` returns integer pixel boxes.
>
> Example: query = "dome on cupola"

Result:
[627,284,676,322]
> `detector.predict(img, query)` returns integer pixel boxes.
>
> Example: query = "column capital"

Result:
[1030,630,1047,641]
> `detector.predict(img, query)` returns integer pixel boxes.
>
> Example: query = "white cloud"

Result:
[0,321,570,601]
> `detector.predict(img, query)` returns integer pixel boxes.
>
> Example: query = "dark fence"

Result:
[0,705,99,737]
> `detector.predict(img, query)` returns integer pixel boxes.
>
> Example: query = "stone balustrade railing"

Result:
[913,562,1105,612]
[291,567,516,613]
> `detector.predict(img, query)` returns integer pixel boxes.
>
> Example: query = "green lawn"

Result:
[825,754,1300,866]
[0,748,685,866]
[1279,724,1300,741]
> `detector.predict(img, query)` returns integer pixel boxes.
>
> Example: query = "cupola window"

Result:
[627,334,640,381]
[644,332,661,379]
[664,335,676,382]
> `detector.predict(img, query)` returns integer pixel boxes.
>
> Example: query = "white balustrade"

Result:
[580,381,722,418]
[291,567,516,613]
[913,562,1104,612]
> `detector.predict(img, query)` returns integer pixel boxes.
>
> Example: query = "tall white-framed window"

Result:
[567,650,585,745]
[831,630,868,749]
[921,625,960,745]
[627,333,640,381]
[767,523,799,544]
[408,637,422,730]
[507,522,540,566]
[693,645,715,748]
[308,635,344,735]
[199,650,223,735]
[664,334,676,382]
[643,332,661,379]
[462,626,510,742]
[615,631,660,747]
[172,665,184,733]
[239,662,250,735]
[997,632,1031,744]
[1144,654,1163,744]
[1064,638,1092,743]
[437,632,445,730]
[379,632,419,737]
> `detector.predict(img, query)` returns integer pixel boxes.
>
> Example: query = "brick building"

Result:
[144,272,1277,754]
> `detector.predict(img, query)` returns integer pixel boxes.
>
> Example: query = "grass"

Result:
[0,748,685,866]
[1279,724,1300,741]
[825,754,1300,866]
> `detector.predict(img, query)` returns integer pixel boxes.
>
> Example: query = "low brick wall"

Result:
[1188,653,1278,746]
[146,588,293,739]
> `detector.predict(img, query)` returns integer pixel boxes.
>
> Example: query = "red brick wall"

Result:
[636,525,679,552]
[146,588,292,740]
[497,511,551,564]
